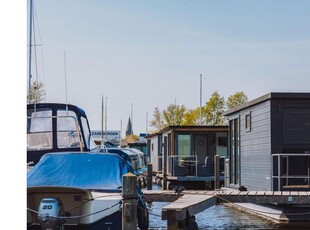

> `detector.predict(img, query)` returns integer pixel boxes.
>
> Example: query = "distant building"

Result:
[126,117,133,136]
[224,92,310,191]
[91,130,120,146]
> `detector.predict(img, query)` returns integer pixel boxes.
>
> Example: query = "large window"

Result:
[230,118,240,185]
[283,107,310,144]
[177,134,191,157]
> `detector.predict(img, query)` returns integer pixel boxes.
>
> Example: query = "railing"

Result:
[168,155,198,177]
[272,153,310,191]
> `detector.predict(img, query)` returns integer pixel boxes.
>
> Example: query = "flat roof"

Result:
[145,125,228,139]
[223,92,310,116]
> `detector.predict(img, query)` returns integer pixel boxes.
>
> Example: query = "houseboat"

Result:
[223,92,310,191]
[146,125,228,189]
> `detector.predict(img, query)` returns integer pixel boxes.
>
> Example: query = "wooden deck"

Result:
[143,189,310,229]
[143,189,310,204]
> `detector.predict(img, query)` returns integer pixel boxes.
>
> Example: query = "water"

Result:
[144,186,310,229]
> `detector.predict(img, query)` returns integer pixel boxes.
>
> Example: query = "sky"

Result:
[28,0,310,136]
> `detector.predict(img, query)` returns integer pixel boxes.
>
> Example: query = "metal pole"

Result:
[101,95,104,141]
[105,97,108,141]
[174,98,177,125]
[28,0,33,103]
[278,155,281,191]
[199,74,202,125]
[146,111,148,135]
[163,136,168,190]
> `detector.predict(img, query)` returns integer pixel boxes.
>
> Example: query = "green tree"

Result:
[226,91,248,109]
[181,108,200,125]
[27,81,46,104]
[204,91,225,125]
[150,107,164,131]
[163,104,186,126]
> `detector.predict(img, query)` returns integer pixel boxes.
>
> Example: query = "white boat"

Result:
[27,152,149,230]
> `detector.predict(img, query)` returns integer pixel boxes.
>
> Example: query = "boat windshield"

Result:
[27,109,85,150]
[57,110,83,149]
[27,109,53,150]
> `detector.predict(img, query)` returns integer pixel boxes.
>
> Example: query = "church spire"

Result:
[125,117,133,136]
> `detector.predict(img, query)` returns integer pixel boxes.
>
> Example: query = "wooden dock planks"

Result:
[142,189,310,230]
[162,194,216,220]
[143,189,310,205]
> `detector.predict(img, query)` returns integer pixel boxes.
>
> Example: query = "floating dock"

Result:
[143,189,310,229]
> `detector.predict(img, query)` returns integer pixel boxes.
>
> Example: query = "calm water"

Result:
[145,186,310,230]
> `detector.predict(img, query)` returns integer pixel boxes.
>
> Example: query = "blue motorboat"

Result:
[27,152,149,230]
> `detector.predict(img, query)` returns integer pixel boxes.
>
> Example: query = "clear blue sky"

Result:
[29,0,310,135]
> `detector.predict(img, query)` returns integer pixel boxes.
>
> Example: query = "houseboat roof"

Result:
[146,125,228,139]
[223,92,310,116]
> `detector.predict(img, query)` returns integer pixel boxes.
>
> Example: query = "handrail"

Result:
[168,155,198,177]
[272,153,310,191]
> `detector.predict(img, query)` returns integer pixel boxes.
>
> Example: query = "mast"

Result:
[28,0,33,103]
[101,95,104,143]
[104,97,108,141]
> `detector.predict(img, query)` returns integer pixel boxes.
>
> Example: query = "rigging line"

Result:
[33,1,46,87]
[137,204,161,217]
[33,11,39,83]
[27,201,121,220]
[63,194,123,214]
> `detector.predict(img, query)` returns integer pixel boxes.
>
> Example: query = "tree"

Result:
[162,104,186,126]
[181,108,200,125]
[150,107,164,131]
[27,81,46,104]
[204,91,225,125]
[226,91,248,110]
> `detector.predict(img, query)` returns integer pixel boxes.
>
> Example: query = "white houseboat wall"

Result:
[147,132,163,175]
[146,126,228,189]
[223,92,310,191]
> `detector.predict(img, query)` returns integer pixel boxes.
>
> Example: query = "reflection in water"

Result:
[145,186,310,229]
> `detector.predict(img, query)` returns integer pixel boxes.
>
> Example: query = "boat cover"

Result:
[27,152,131,192]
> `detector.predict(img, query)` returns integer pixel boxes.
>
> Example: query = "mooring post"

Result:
[147,163,153,190]
[166,210,178,230]
[214,155,220,190]
[122,172,137,230]
[163,136,168,190]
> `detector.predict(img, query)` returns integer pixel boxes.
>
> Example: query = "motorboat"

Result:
[27,103,97,166]
[27,152,149,230]
[105,148,148,188]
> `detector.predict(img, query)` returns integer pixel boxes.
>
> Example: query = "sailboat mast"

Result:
[101,95,104,141]
[28,0,33,103]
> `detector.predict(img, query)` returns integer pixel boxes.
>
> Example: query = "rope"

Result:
[27,201,121,220]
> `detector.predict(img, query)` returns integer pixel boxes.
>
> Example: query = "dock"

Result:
[142,189,310,229]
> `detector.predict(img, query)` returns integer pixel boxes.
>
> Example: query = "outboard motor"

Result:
[37,198,63,230]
